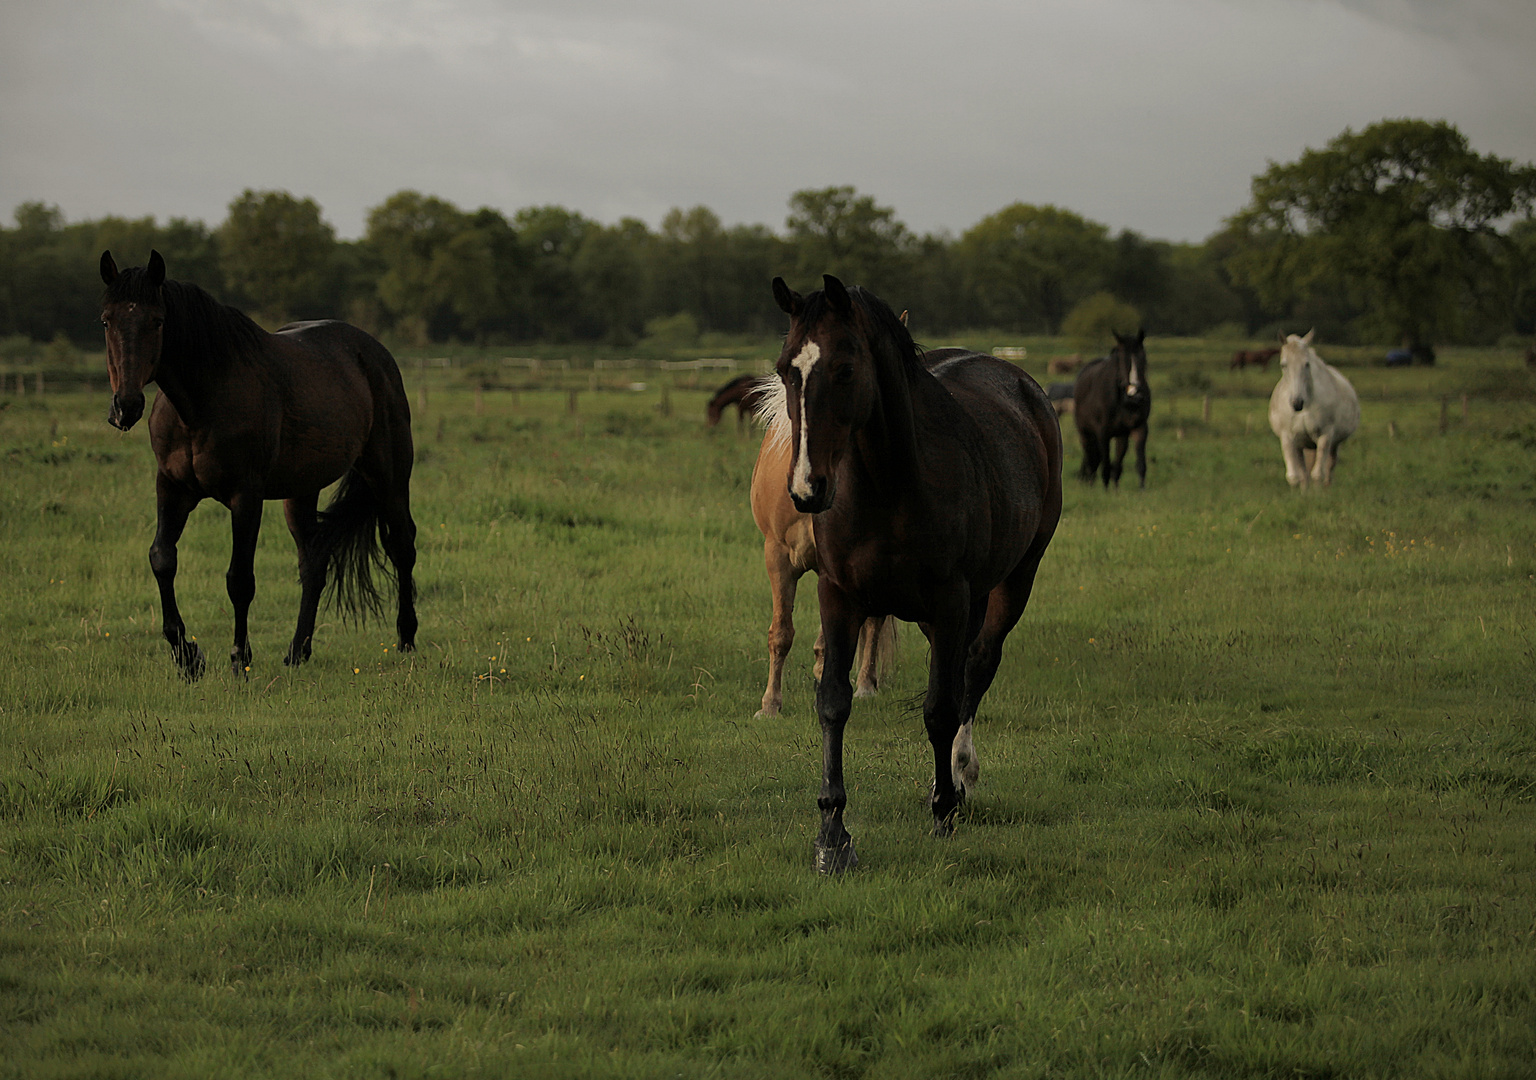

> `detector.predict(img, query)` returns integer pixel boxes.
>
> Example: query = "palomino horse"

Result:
[100,251,418,678]
[706,374,770,429]
[771,275,1061,873]
[749,396,896,718]
[1073,329,1151,488]
[1268,330,1359,488]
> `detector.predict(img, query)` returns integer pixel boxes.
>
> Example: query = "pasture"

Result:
[2,338,1534,1078]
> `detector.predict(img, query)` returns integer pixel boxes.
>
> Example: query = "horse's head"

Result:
[99,250,167,430]
[1111,328,1147,401]
[1279,329,1317,412]
[772,274,905,515]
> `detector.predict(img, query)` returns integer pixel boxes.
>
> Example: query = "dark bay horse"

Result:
[100,250,418,678]
[1073,329,1151,488]
[771,275,1062,873]
[706,374,770,429]
[1230,347,1278,371]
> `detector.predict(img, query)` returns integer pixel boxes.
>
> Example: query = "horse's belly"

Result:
[264,438,366,500]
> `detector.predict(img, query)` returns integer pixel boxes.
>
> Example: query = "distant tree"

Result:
[513,205,595,342]
[218,189,337,323]
[956,203,1112,333]
[0,202,217,345]
[365,191,471,343]
[1225,119,1536,351]
[786,186,912,299]
[1061,292,1141,349]
[572,217,654,344]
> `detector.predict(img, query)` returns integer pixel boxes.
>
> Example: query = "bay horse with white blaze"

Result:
[1073,329,1150,488]
[749,376,896,718]
[772,275,1061,873]
[1268,330,1359,488]
[100,251,418,678]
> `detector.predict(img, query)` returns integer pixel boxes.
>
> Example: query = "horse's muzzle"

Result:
[789,476,833,515]
[1291,397,1305,413]
[108,392,144,431]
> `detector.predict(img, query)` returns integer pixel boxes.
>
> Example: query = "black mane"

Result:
[796,284,927,374]
[104,267,267,365]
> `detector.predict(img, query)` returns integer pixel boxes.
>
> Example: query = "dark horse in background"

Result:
[771,275,1062,873]
[1073,329,1151,488]
[100,251,418,678]
[705,373,770,429]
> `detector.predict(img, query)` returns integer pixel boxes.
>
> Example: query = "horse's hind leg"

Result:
[853,616,891,698]
[225,490,265,677]
[150,473,205,679]
[283,492,324,666]
[758,541,802,717]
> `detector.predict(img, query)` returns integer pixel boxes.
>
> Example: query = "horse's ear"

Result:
[822,275,851,315]
[146,250,166,289]
[772,277,802,317]
[1301,328,1315,346]
[1136,327,1146,346]
[100,251,119,286]
[898,309,909,327]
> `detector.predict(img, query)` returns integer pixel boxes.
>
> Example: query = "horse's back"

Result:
[923,351,1062,536]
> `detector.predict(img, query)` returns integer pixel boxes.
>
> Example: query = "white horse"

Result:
[1268,330,1360,488]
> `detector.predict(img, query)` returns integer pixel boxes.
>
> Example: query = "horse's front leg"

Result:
[757,541,801,718]
[150,473,205,679]
[1131,426,1148,488]
[1280,432,1308,488]
[926,584,977,835]
[812,581,863,874]
[1110,434,1129,489]
[225,491,264,677]
[1311,432,1334,486]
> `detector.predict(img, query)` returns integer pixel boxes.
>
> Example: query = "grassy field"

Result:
[2,337,1534,1078]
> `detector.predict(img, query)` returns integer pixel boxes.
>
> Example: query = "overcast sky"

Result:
[3,0,1534,245]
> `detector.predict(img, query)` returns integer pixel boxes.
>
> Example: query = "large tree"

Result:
[786,186,911,300]
[219,189,337,323]
[1225,119,1536,351]
[956,203,1112,333]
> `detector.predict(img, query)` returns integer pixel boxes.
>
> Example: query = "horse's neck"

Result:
[849,362,928,501]
[154,305,245,427]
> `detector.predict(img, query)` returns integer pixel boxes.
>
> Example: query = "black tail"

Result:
[312,469,388,620]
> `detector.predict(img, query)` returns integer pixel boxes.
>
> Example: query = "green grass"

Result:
[2,340,1534,1078]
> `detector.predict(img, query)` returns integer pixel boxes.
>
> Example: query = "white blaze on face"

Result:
[789,341,821,499]
[1126,354,1141,396]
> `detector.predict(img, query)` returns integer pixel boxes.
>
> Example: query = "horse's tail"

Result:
[313,468,388,621]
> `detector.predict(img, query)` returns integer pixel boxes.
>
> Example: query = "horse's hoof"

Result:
[814,836,858,875]
[398,640,416,654]
[853,685,876,699]
[176,643,206,681]
[754,706,779,719]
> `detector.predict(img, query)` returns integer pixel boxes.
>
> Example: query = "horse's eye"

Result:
[833,365,854,384]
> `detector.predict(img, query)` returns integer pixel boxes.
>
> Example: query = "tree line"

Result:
[3,119,1533,353]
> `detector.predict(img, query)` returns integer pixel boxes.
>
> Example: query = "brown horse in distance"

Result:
[772,275,1062,872]
[1231,347,1279,371]
[749,383,895,718]
[100,250,417,678]
[706,374,770,429]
